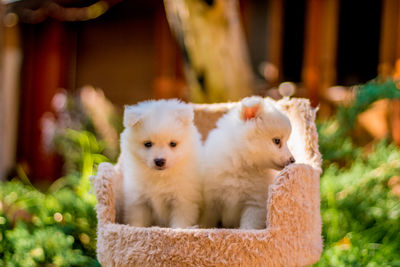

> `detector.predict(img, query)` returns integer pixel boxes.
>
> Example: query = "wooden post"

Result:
[379,0,398,77]
[0,3,4,180]
[266,0,284,84]
[379,0,400,145]
[18,20,69,182]
[163,0,254,103]
[302,0,322,106]
[302,0,339,106]
[154,4,186,100]
[320,0,339,90]
[0,13,22,180]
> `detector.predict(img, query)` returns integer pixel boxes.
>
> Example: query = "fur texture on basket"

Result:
[92,97,323,267]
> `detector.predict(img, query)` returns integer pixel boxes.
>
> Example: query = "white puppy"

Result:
[121,99,202,228]
[201,96,295,229]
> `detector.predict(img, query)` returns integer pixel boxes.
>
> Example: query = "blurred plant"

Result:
[41,86,122,167]
[316,141,400,266]
[317,118,362,168]
[336,79,400,136]
[316,78,400,265]
[0,86,120,266]
[0,128,105,266]
[80,86,122,158]
[318,79,400,168]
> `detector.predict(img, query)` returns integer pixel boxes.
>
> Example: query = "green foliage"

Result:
[316,79,400,266]
[0,89,118,266]
[317,119,362,168]
[0,183,98,266]
[2,80,399,266]
[317,141,400,266]
[318,79,400,167]
[0,129,105,266]
[53,129,109,198]
[337,79,400,136]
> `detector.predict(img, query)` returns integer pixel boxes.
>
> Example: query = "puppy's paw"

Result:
[170,207,199,229]
[170,221,192,229]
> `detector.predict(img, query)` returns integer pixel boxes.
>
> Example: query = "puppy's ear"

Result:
[175,105,194,125]
[123,105,143,127]
[240,97,264,121]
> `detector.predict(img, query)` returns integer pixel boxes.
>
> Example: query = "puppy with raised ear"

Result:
[120,99,202,228]
[200,96,295,229]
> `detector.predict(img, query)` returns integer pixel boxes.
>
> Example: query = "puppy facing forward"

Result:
[121,99,202,228]
[201,96,295,229]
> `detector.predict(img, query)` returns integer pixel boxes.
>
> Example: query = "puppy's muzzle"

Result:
[154,158,166,168]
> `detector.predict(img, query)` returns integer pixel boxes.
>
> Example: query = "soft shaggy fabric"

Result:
[92,97,322,267]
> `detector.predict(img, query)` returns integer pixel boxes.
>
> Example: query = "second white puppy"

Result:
[121,99,202,228]
[201,96,295,229]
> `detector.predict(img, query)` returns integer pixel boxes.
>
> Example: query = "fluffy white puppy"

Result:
[201,96,295,229]
[120,99,202,228]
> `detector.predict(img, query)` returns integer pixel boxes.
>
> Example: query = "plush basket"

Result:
[92,97,323,267]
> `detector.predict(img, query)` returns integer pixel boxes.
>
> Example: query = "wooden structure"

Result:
[379,0,400,145]
[301,0,339,107]
[0,7,23,180]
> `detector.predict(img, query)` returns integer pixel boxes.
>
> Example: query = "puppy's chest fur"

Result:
[140,175,182,221]
[210,169,269,206]
[147,191,174,227]
[211,167,269,197]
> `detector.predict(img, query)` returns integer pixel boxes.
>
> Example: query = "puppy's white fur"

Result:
[121,99,202,228]
[201,96,294,229]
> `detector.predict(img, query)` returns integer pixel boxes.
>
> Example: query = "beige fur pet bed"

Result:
[92,97,323,266]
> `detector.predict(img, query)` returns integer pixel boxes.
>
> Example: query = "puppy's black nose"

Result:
[289,157,296,164]
[154,158,166,167]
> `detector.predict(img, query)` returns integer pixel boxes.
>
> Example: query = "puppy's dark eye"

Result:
[273,138,280,145]
[169,141,177,147]
[144,141,153,148]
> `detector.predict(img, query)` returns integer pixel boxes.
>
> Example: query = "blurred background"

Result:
[0,0,400,266]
